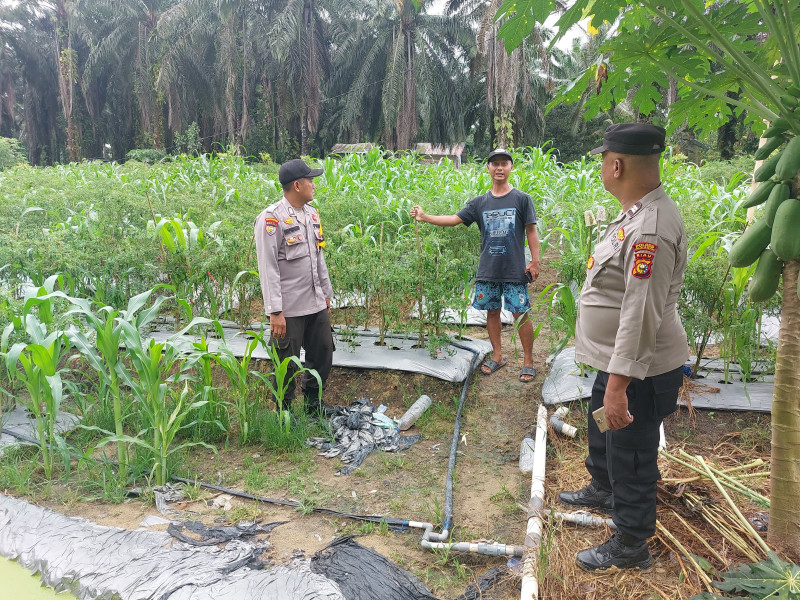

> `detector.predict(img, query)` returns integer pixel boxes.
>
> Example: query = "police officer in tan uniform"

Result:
[559,124,688,570]
[254,159,335,415]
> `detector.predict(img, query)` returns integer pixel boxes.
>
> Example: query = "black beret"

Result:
[589,123,666,156]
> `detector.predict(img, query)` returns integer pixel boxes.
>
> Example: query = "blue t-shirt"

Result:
[456,188,537,283]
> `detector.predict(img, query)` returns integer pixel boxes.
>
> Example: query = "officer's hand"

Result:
[270,313,287,339]
[603,374,634,430]
[326,297,331,312]
[411,205,425,221]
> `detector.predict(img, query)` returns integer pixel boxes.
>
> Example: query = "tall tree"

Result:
[0,2,64,164]
[498,0,800,556]
[333,0,472,150]
[76,0,169,153]
[268,0,331,155]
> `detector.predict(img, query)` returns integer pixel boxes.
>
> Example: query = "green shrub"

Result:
[0,137,27,169]
[126,148,168,164]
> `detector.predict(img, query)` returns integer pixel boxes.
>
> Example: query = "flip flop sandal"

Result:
[519,366,536,383]
[480,358,507,376]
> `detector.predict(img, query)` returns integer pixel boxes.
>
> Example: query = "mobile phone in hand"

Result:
[525,270,533,283]
[592,406,609,433]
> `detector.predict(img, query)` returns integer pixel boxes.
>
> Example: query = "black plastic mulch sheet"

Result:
[311,536,439,600]
[306,399,421,474]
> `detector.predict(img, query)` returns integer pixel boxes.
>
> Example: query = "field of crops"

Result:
[0,148,777,477]
[0,148,785,598]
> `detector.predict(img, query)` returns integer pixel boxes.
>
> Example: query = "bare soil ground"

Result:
[4,261,777,600]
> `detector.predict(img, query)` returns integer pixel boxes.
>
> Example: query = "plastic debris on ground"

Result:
[0,405,80,456]
[310,536,438,600]
[306,399,421,474]
[147,325,491,383]
[543,348,774,413]
[0,493,440,600]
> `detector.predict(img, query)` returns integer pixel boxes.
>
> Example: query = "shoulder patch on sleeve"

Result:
[632,241,658,279]
[264,217,278,236]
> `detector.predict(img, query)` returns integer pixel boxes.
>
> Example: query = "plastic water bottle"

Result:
[519,435,535,473]
[398,395,432,431]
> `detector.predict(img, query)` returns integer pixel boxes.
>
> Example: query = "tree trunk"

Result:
[769,259,800,557]
[56,31,80,162]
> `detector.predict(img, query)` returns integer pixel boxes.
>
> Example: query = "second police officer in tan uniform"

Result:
[254,159,336,416]
[559,124,689,570]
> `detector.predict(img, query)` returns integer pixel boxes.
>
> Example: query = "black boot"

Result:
[558,481,613,513]
[576,532,653,571]
[303,391,337,417]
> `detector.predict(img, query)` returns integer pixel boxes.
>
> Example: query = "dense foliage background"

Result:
[0,0,758,165]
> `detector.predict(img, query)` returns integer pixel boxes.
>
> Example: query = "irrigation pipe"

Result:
[4,336,526,559]
[520,403,548,600]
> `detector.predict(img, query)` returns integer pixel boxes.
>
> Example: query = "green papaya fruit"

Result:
[742,180,776,209]
[728,218,772,267]
[775,136,800,181]
[754,151,783,182]
[754,135,785,160]
[748,249,783,302]
[771,198,800,261]
[789,85,800,98]
[764,118,790,138]
[765,183,790,227]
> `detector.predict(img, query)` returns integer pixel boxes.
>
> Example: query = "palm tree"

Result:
[332,0,473,150]
[268,0,331,155]
[0,2,64,164]
[447,0,564,149]
[76,0,169,153]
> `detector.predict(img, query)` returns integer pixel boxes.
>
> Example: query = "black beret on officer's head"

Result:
[589,123,666,156]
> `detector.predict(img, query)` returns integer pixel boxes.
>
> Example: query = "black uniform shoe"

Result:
[576,532,653,571]
[303,394,338,418]
[558,482,613,513]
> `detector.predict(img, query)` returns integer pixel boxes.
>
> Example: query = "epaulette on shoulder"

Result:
[264,201,280,215]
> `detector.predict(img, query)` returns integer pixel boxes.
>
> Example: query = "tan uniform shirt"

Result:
[254,198,333,318]
[575,185,688,380]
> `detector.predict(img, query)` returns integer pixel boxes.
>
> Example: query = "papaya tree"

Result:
[496,0,800,555]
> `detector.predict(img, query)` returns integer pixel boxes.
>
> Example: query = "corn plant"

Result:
[213,326,261,444]
[64,289,170,479]
[184,334,230,441]
[106,321,212,486]
[3,314,70,478]
[252,341,322,435]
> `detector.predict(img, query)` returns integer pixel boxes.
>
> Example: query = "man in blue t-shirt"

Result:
[410,149,540,382]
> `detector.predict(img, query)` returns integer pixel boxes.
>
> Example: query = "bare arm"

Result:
[525,223,540,281]
[411,205,463,227]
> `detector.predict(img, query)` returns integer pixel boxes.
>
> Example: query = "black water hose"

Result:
[2,335,484,542]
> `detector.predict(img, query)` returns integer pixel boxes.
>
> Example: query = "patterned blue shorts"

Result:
[473,281,531,314]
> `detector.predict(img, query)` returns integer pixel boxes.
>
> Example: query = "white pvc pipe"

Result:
[520,403,548,600]
[551,509,616,529]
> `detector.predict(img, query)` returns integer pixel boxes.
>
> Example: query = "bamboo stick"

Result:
[695,455,771,556]
[656,520,714,590]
